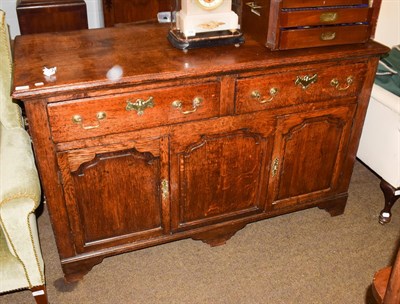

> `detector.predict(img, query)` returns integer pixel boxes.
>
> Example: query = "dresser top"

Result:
[12,23,388,100]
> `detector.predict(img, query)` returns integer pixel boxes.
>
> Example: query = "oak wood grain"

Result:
[12,23,389,282]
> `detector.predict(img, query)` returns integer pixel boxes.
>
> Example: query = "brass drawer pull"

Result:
[320,31,336,41]
[330,76,354,91]
[295,74,318,90]
[126,96,154,116]
[320,12,338,23]
[251,87,278,104]
[172,97,203,115]
[72,111,106,130]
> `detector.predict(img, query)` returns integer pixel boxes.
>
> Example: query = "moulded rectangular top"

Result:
[12,23,389,101]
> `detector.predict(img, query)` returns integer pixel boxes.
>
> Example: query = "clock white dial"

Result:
[197,0,224,10]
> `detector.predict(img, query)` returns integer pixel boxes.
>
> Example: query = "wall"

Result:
[0,0,20,38]
[85,0,105,30]
[374,0,400,47]
[0,0,104,38]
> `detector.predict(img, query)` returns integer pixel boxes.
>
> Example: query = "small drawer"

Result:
[48,82,220,142]
[262,0,376,50]
[235,63,367,114]
[279,24,370,50]
[281,0,369,8]
[280,7,370,27]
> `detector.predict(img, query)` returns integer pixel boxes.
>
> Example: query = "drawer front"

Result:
[236,63,367,114]
[280,7,370,27]
[48,82,220,142]
[279,24,370,50]
[281,0,369,8]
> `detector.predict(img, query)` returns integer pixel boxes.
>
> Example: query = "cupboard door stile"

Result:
[56,137,170,253]
[219,75,236,115]
[336,57,381,193]
[24,99,76,258]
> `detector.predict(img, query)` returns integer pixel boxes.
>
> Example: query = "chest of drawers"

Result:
[12,23,388,282]
[242,0,382,50]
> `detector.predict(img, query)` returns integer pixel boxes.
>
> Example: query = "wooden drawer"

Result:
[235,63,367,114]
[280,6,370,27]
[281,0,369,8]
[279,24,370,50]
[48,82,220,142]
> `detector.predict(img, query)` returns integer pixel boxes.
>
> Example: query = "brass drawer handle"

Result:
[251,87,278,104]
[330,76,354,91]
[320,12,338,23]
[72,111,106,130]
[126,96,154,116]
[172,97,203,115]
[320,31,336,41]
[295,74,318,90]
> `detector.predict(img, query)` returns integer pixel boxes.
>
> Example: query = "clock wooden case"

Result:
[242,0,383,50]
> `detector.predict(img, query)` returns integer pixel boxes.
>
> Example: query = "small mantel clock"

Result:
[168,0,244,50]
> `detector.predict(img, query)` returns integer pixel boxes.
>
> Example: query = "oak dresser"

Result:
[12,23,388,282]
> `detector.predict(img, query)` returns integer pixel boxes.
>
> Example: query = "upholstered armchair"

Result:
[357,0,400,224]
[0,10,48,304]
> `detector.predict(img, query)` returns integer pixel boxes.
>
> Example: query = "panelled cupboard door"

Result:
[270,104,357,210]
[170,114,276,232]
[57,136,170,253]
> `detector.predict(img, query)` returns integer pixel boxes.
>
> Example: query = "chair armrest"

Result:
[0,125,41,208]
[0,124,44,287]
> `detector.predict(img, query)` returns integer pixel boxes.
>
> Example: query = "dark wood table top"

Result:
[12,23,389,100]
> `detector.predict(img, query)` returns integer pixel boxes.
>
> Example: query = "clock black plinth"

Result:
[168,29,244,50]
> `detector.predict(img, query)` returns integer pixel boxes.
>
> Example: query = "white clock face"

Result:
[197,0,224,10]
